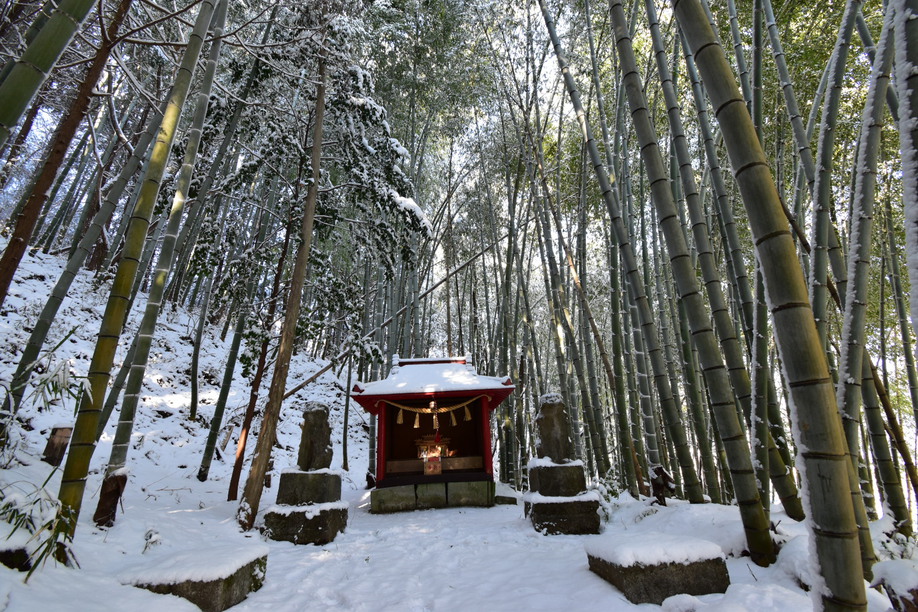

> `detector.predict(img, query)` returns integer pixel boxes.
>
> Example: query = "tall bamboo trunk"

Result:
[674,0,866,607]
[0,0,100,149]
[0,0,132,309]
[56,0,219,539]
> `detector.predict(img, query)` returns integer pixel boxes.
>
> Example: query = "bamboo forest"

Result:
[2,0,918,610]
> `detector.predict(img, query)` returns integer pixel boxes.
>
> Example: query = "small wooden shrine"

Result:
[351,355,514,491]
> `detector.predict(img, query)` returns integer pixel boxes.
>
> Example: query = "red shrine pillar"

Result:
[481,397,493,477]
[376,404,387,483]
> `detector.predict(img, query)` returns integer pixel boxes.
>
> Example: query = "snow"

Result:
[354,359,512,396]
[527,457,583,469]
[585,531,723,567]
[873,558,918,598]
[263,501,349,518]
[523,490,602,504]
[118,541,270,585]
[0,242,902,611]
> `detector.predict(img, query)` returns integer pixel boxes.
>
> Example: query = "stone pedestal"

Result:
[265,404,347,545]
[527,494,602,535]
[370,480,495,513]
[527,395,599,535]
[529,463,587,497]
[276,470,341,505]
[264,502,348,545]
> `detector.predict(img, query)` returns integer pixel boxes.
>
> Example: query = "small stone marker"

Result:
[41,425,72,466]
[585,532,729,604]
[526,394,599,535]
[264,403,347,545]
[534,394,573,462]
[298,402,333,471]
[121,542,268,612]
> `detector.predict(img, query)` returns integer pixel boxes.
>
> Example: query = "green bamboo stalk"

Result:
[0,0,99,149]
[893,0,918,367]
[537,0,706,503]
[2,99,164,420]
[837,0,893,500]
[56,0,218,536]
[861,358,911,535]
[674,0,866,606]
[609,0,774,561]
[93,0,226,525]
[809,0,860,348]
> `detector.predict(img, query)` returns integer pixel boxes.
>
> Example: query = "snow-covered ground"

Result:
[0,244,911,610]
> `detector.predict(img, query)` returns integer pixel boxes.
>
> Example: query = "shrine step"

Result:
[370,480,495,513]
[120,542,268,612]
[585,532,729,605]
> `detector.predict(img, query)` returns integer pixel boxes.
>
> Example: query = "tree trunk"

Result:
[238,57,327,531]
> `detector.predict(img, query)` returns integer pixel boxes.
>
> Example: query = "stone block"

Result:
[276,471,341,505]
[494,495,518,505]
[529,463,587,497]
[416,483,447,509]
[529,498,601,535]
[298,403,332,471]
[535,395,574,462]
[127,543,268,612]
[264,503,348,545]
[587,554,729,605]
[447,481,494,507]
[370,485,417,513]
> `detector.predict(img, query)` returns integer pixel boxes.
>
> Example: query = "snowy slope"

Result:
[0,243,905,611]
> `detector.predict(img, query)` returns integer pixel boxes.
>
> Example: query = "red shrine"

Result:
[351,355,515,490]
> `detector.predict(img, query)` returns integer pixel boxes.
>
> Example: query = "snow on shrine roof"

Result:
[352,355,514,398]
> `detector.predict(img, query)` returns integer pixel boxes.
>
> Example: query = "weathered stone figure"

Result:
[297,402,332,471]
[527,394,600,535]
[264,402,347,545]
[649,464,675,506]
[534,393,573,462]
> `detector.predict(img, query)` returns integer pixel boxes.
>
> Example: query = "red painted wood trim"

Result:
[376,405,387,482]
[481,397,493,476]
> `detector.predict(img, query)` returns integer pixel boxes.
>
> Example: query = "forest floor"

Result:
[0,242,910,610]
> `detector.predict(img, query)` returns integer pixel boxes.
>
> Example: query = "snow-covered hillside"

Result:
[0,245,908,610]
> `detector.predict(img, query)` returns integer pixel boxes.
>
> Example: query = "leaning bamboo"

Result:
[56,0,219,537]
[674,0,865,607]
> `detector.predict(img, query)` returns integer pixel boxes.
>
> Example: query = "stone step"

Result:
[120,542,268,612]
[585,531,729,604]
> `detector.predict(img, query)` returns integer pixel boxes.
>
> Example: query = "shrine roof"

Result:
[351,355,514,409]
